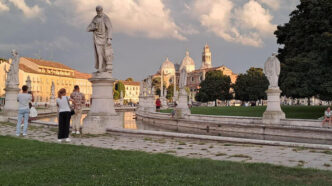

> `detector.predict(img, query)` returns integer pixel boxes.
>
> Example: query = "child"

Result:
[322,107,331,127]
[29,102,38,122]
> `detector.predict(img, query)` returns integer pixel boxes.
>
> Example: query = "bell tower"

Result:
[201,43,212,69]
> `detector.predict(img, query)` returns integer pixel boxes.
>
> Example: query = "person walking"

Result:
[155,98,161,111]
[56,88,73,142]
[70,85,86,134]
[16,85,34,136]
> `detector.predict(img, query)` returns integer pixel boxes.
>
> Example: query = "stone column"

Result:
[82,72,121,134]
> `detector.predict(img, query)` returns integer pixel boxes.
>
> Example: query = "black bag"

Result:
[66,97,75,116]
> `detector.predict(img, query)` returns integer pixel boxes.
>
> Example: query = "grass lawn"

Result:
[1,136,332,185]
[161,106,328,119]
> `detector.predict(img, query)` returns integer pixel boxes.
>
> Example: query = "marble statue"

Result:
[264,53,280,89]
[5,50,20,88]
[25,76,31,91]
[87,5,113,73]
[51,81,55,98]
[179,68,187,89]
[160,70,164,97]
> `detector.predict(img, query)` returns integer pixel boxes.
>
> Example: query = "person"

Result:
[56,88,73,142]
[16,85,34,136]
[171,101,177,118]
[70,85,86,135]
[155,98,161,111]
[322,107,331,127]
[28,103,38,122]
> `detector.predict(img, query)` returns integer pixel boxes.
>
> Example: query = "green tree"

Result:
[152,77,166,96]
[275,0,332,101]
[233,67,269,102]
[195,71,232,105]
[114,81,125,100]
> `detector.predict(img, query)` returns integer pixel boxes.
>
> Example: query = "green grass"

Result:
[1,136,332,185]
[161,106,328,119]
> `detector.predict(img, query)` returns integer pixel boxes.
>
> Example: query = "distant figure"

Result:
[70,85,86,134]
[322,107,331,127]
[156,98,161,111]
[56,88,73,142]
[171,101,177,118]
[16,85,34,136]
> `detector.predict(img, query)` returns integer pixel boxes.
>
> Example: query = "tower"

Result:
[201,43,212,69]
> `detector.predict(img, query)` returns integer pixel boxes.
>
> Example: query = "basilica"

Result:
[153,44,238,98]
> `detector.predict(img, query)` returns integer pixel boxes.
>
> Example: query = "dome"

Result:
[161,57,175,70]
[180,50,195,72]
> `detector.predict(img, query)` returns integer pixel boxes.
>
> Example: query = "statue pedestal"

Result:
[263,88,285,124]
[175,90,190,118]
[145,95,155,112]
[0,87,20,121]
[160,97,168,109]
[82,72,120,134]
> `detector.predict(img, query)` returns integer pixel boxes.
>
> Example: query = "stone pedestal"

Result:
[82,72,120,134]
[0,87,20,121]
[263,88,285,124]
[145,95,155,112]
[175,89,190,118]
[160,97,167,109]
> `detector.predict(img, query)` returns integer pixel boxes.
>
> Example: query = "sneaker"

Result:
[23,133,27,136]
[57,139,63,143]
[16,134,20,137]
[72,131,76,135]
[76,131,80,135]
[65,138,71,142]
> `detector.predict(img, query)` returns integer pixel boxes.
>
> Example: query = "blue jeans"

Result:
[16,108,30,135]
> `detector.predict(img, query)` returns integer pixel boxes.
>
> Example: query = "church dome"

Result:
[180,50,195,72]
[160,57,175,75]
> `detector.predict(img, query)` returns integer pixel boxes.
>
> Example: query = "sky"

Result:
[0,0,299,81]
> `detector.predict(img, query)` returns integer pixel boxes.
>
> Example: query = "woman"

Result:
[155,98,161,111]
[56,88,74,142]
[322,107,331,127]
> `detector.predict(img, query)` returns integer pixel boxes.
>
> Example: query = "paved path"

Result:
[1,122,332,171]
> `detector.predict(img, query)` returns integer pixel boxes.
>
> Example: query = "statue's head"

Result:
[11,49,17,56]
[96,5,103,17]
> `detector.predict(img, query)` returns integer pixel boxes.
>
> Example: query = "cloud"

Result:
[54,0,186,40]
[0,0,9,12]
[191,0,276,47]
[8,0,44,20]
[257,0,280,10]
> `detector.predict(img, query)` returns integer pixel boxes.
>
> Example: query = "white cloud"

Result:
[0,0,9,12]
[235,0,276,35]
[257,0,280,10]
[54,0,186,40]
[192,0,276,47]
[8,0,44,20]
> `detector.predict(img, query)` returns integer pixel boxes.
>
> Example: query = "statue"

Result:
[25,76,31,91]
[87,5,113,73]
[264,53,280,89]
[51,81,55,98]
[179,68,187,89]
[5,50,20,88]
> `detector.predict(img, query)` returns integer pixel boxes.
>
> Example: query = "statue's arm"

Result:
[276,61,280,75]
[87,18,96,32]
[104,16,112,40]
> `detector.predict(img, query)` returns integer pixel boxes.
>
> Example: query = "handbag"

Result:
[66,96,75,115]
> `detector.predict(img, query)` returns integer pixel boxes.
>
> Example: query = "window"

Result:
[191,77,194,82]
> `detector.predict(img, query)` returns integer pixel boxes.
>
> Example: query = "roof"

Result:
[122,81,140,86]
[19,64,40,74]
[23,57,74,70]
[161,58,175,70]
[74,71,92,79]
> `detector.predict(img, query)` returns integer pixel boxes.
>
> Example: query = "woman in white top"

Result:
[56,88,74,142]
[322,107,331,127]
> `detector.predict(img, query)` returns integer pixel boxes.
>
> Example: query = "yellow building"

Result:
[122,81,140,103]
[0,57,92,105]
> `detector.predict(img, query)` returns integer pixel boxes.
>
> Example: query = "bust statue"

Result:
[264,53,280,89]
[87,5,113,73]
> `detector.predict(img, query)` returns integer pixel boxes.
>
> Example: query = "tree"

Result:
[195,71,232,105]
[275,0,332,101]
[152,77,166,96]
[233,67,269,102]
[125,78,134,82]
[114,81,125,99]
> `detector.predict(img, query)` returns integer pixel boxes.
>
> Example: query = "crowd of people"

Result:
[15,85,85,143]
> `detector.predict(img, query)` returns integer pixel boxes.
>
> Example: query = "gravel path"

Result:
[1,122,332,171]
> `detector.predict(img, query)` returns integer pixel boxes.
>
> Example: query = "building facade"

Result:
[0,57,92,105]
[122,81,140,103]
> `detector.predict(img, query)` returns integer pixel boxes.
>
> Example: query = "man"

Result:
[87,5,113,72]
[70,85,86,134]
[16,85,34,136]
